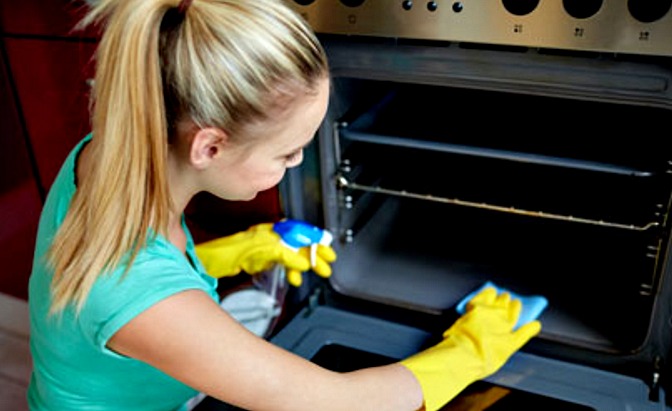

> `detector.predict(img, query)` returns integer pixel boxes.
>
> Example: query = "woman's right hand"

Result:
[400,287,542,411]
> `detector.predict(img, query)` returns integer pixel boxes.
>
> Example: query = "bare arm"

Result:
[108,290,424,411]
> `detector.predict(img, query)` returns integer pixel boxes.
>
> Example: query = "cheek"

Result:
[243,164,286,192]
[261,169,286,189]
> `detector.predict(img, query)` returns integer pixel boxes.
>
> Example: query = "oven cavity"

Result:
[322,77,672,355]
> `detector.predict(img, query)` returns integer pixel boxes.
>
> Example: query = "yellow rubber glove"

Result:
[400,287,542,411]
[287,244,336,286]
[194,223,336,286]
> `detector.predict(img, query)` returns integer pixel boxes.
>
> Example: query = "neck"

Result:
[166,151,199,252]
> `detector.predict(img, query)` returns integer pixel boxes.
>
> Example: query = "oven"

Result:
[197,1,672,410]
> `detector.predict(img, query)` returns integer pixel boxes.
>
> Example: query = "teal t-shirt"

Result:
[27,135,219,411]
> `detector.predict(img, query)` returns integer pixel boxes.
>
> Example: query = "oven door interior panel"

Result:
[320,79,672,357]
[270,305,667,411]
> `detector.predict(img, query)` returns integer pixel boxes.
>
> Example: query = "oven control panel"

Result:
[285,0,672,56]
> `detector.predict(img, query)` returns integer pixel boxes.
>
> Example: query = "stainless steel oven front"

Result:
[199,1,672,410]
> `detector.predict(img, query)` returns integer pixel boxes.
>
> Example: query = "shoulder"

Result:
[81,240,216,347]
[46,134,92,210]
[33,135,93,260]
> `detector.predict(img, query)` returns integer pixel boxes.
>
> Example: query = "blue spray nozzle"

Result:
[272,219,332,250]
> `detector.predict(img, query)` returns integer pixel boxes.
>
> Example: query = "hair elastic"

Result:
[177,0,193,14]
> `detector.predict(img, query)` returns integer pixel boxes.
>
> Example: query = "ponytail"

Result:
[49,0,176,314]
[48,0,328,315]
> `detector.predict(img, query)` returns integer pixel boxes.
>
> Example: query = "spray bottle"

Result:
[220,219,333,338]
[271,219,334,268]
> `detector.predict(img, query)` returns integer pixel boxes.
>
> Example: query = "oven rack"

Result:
[336,173,661,232]
[333,86,672,178]
[339,126,654,177]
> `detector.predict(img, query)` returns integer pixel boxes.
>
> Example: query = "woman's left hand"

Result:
[194,223,336,286]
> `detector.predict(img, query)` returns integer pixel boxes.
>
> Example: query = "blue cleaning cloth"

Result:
[455,281,548,330]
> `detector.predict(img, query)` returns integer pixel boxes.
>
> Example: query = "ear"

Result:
[190,127,228,169]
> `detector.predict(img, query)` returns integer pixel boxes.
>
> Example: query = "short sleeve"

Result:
[78,241,217,351]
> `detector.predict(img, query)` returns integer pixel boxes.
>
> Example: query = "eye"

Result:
[285,149,304,166]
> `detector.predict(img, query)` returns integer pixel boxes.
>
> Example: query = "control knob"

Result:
[501,0,540,16]
[628,0,672,23]
[562,0,603,19]
[340,0,366,7]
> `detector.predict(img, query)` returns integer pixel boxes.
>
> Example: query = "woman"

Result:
[27,1,540,410]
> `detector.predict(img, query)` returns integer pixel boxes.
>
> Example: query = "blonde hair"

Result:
[48,0,328,314]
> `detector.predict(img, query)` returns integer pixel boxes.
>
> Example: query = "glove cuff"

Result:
[400,342,484,411]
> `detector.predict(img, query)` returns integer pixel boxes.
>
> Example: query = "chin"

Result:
[239,192,259,201]
[207,190,258,202]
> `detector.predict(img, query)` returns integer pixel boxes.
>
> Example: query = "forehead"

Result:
[242,77,330,150]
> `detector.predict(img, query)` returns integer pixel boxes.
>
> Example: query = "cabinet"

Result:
[0,0,96,300]
[0,43,43,301]
[3,38,97,190]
